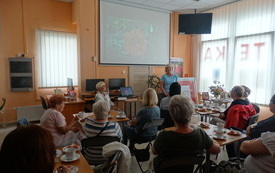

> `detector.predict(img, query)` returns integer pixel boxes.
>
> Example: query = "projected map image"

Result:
[105,17,158,57]
[100,1,170,65]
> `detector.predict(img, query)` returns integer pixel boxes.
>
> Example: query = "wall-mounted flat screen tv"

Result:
[178,13,213,34]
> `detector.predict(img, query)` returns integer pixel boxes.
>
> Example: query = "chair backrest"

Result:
[81,136,120,165]
[251,103,260,113]
[40,96,48,110]
[159,110,174,129]
[138,118,164,136]
[159,155,205,173]
[246,114,259,128]
[102,151,122,173]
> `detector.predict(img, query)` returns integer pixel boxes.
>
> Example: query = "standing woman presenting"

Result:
[160,63,178,97]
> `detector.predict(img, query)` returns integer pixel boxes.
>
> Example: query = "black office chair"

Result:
[40,96,48,110]
[132,118,164,173]
[81,136,120,165]
[102,151,122,173]
[158,155,205,173]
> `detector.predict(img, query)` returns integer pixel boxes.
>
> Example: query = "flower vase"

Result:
[214,95,219,99]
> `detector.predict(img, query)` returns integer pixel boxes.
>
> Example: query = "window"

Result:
[36,30,78,88]
[199,0,275,104]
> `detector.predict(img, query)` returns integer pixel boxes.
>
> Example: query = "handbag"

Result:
[215,157,245,173]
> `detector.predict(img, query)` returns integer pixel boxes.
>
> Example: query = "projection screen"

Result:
[100,1,170,66]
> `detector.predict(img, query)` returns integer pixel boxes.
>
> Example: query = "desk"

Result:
[45,95,85,124]
[55,149,94,173]
[165,124,247,173]
[122,98,142,119]
[195,109,225,122]
[77,110,130,130]
[80,110,130,123]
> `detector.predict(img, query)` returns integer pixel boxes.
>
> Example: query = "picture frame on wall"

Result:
[170,57,183,77]
[178,77,198,104]
[202,92,210,101]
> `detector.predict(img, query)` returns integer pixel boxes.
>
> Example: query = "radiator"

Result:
[16,105,45,121]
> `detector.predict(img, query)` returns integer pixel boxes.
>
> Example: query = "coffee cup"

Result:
[79,111,85,119]
[118,111,125,117]
[215,130,224,138]
[64,147,76,160]
[217,123,224,130]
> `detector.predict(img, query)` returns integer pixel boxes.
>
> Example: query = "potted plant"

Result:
[209,80,224,99]
[147,74,160,92]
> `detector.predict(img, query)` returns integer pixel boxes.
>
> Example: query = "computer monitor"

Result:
[67,78,74,90]
[109,78,125,90]
[86,79,105,92]
[120,87,134,97]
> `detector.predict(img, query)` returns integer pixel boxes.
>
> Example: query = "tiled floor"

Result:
[0,114,229,173]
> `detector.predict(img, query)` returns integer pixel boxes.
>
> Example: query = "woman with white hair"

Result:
[124,88,160,153]
[152,95,220,173]
[94,81,117,109]
[82,100,122,141]
[224,85,256,129]
[160,63,178,97]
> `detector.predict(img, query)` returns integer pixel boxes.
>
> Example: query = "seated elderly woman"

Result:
[211,85,256,129]
[81,100,123,170]
[40,95,84,148]
[224,85,256,129]
[241,85,260,113]
[246,94,275,139]
[82,100,122,140]
[94,81,117,110]
[124,88,160,152]
[159,82,181,129]
[152,95,220,173]
[0,125,70,173]
[240,132,275,173]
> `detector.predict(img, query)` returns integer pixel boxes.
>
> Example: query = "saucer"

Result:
[199,122,210,128]
[60,153,80,162]
[213,135,226,140]
[228,130,241,136]
[56,149,62,157]
[65,165,79,173]
[116,115,126,119]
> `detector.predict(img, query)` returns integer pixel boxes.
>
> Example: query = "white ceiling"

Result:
[101,0,243,13]
[55,0,243,13]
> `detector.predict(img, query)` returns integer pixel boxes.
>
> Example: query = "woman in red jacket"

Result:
[225,85,256,129]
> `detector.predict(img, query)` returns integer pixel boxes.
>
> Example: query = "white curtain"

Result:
[36,30,78,88]
[197,0,275,104]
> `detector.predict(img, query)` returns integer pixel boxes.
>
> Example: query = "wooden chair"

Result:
[81,136,120,165]
[159,155,205,173]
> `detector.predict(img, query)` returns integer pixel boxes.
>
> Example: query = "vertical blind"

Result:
[199,0,275,104]
[36,30,78,88]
